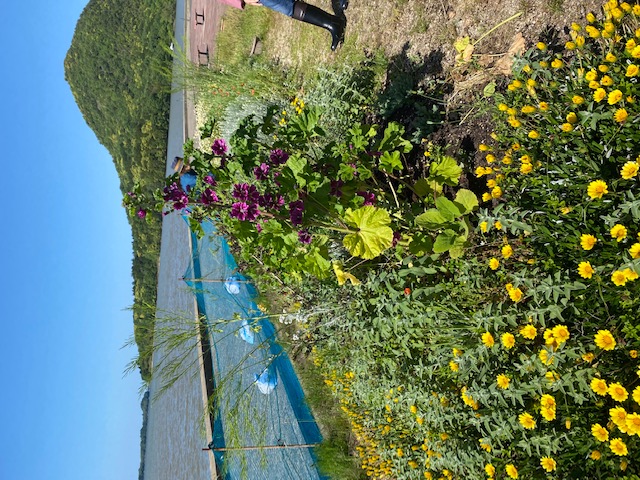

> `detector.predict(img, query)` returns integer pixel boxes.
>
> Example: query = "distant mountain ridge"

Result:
[64,0,176,381]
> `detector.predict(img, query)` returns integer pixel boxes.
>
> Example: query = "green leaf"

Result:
[343,206,394,259]
[448,234,468,258]
[433,229,457,253]
[415,209,449,230]
[429,156,462,186]
[414,178,442,196]
[453,189,479,214]
[379,150,403,173]
[435,196,461,220]
[483,81,496,97]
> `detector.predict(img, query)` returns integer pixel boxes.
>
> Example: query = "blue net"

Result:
[183,219,325,480]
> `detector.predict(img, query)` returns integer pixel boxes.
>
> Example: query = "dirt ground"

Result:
[266,0,604,71]
[262,0,606,175]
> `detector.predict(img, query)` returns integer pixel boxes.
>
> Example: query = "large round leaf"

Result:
[343,206,394,259]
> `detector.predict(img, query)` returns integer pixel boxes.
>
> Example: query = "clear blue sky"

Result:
[1,1,143,479]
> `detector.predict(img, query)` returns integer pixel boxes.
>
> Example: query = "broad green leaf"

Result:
[435,196,461,220]
[429,156,462,186]
[343,206,394,259]
[286,155,308,187]
[414,178,442,197]
[448,234,468,258]
[379,150,403,172]
[433,229,457,253]
[304,247,331,277]
[454,189,479,214]
[415,209,449,230]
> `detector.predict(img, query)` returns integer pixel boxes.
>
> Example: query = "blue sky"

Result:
[1,1,143,478]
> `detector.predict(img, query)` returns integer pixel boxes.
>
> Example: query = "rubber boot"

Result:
[331,0,348,16]
[292,1,346,51]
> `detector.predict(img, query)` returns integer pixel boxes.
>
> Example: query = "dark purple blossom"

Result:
[137,209,147,219]
[254,163,270,181]
[258,193,285,210]
[203,175,216,186]
[357,191,376,206]
[232,183,259,203]
[330,180,344,197]
[366,150,383,157]
[173,196,189,211]
[211,139,228,156]
[289,200,304,226]
[200,188,220,205]
[230,202,260,222]
[269,149,289,165]
[255,222,263,233]
[163,182,190,210]
[392,231,402,247]
[298,229,312,244]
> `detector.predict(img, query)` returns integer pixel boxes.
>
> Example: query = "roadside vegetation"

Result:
[116,0,640,478]
[65,0,176,381]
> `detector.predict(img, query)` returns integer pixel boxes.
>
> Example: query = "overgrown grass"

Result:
[214,7,274,68]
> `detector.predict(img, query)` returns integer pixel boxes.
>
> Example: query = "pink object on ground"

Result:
[219,0,244,8]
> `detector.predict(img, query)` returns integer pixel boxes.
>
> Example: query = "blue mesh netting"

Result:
[183,218,324,480]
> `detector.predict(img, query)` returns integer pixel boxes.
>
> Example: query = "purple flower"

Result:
[200,188,219,205]
[203,175,216,185]
[298,229,312,244]
[289,200,304,226]
[357,191,376,206]
[349,163,359,176]
[269,149,289,165]
[255,222,263,233]
[232,183,259,203]
[127,191,137,199]
[392,231,402,247]
[212,139,228,156]
[330,180,344,197]
[173,195,189,211]
[136,209,147,219]
[230,202,260,222]
[254,163,270,181]
[258,193,285,210]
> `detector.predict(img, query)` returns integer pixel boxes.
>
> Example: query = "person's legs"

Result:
[258,0,345,50]
[259,0,295,16]
[291,1,345,51]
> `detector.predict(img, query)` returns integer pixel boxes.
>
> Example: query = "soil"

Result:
[263,0,605,174]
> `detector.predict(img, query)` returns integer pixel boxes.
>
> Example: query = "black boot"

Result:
[331,0,348,16]
[292,1,346,51]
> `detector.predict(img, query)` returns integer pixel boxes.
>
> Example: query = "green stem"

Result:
[473,12,523,46]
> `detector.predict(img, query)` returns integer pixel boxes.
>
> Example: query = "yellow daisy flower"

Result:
[520,324,537,339]
[580,234,597,250]
[610,224,628,241]
[587,180,608,199]
[609,382,629,402]
[595,329,616,350]
[578,261,595,279]
[621,161,639,179]
[591,377,608,396]
[592,423,609,442]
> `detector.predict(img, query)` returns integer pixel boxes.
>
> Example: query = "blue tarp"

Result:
[183,219,324,480]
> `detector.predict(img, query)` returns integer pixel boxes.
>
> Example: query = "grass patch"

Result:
[214,7,274,68]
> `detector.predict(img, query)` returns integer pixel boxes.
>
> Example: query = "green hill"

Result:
[64,0,176,381]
